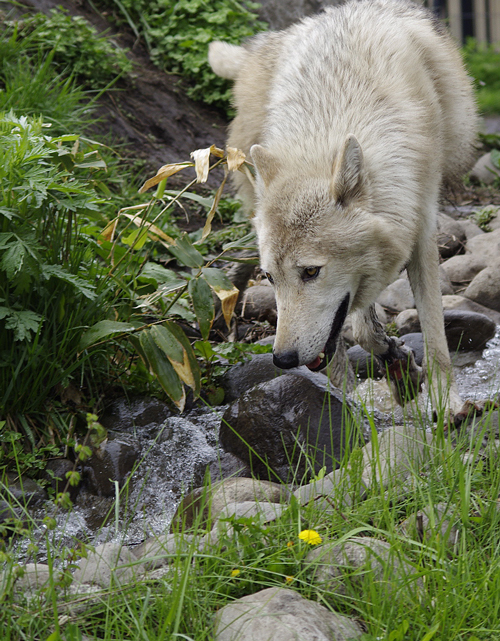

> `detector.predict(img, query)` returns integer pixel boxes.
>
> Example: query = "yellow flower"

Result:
[285,575,294,584]
[298,529,322,545]
[230,569,240,577]
[286,541,294,548]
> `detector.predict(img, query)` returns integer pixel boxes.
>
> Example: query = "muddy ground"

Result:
[23,0,229,190]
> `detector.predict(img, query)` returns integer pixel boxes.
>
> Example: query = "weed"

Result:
[469,205,499,231]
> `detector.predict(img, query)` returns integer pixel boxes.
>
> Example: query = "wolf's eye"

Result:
[302,266,321,281]
[265,272,274,285]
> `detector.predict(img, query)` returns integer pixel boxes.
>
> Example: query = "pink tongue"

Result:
[306,355,322,370]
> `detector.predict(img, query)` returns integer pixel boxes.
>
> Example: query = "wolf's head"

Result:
[251,134,403,371]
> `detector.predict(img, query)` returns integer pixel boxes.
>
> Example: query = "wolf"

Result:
[209,0,478,419]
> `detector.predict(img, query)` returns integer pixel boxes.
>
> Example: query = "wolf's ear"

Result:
[250,145,280,187]
[331,134,364,204]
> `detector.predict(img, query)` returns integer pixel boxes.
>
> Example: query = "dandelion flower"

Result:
[298,529,322,545]
[230,569,240,577]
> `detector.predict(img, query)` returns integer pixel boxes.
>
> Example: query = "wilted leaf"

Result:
[169,233,205,268]
[188,277,214,340]
[190,144,225,183]
[140,329,185,411]
[202,268,239,327]
[150,323,200,393]
[99,217,118,244]
[121,213,176,247]
[139,162,193,193]
[196,168,228,243]
[79,320,140,351]
[226,147,246,172]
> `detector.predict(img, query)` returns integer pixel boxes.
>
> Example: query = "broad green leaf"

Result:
[202,267,234,291]
[189,277,214,340]
[140,263,186,287]
[150,324,199,393]
[222,231,257,251]
[42,265,97,300]
[202,267,239,328]
[122,227,149,250]
[169,233,204,268]
[79,320,140,351]
[140,329,185,411]
[194,340,216,360]
[4,309,43,341]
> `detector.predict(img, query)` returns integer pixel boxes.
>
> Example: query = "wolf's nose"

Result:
[273,350,299,369]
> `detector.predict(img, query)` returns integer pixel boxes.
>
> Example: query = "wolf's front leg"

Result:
[351,305,422,405]
[406,228,463,417]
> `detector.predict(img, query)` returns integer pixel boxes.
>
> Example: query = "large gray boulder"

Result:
[214,587,363,641]
[463,257,500,313]
[220,371,365,482]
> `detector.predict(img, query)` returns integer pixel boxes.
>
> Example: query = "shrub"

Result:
[462,38,500,114]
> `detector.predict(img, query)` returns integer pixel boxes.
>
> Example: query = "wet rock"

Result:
[45,458,80,501]
[463,257,500,313]
[83,433,141,497]
[214,587,363,641]
[73,542,143,589]
[399,333,425,364]
[442,294,500,325]
[100,396,173,437]
[5,473,47,507]
[208,451,251,482]
[400,502,460,549]
[220,372,365,482]
[347,345,383,379]
[172,477,288,530]
[437,213,466,258]
[221,353,283,403]
[469,151,500,185]
[395,309,497,352]
[241,283,277,325]
[307,536,419,598]
[440,253,488,287]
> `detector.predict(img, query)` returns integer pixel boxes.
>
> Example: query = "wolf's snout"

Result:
[273,350,299,369]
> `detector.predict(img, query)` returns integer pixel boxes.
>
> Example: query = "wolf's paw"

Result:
[378,342,423,406]
[445,399,499,431]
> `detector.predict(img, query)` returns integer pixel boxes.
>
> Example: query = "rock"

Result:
[460,219,485,240]
[469,151,500,185]
[307,536,419,597]
[399,333,425,364]
[438,266,455,295]
[73,542,143,589]
[5,473,47,507]
[221,353,283,403]
[463,257,500,313]
[45,458,80,501]
[466,227,500,263]
[83,433,141,497]
[440,254,488,287]
[444,309,496,351]
[214,501,286,533]
[377,278,415,312]
[293,467,367,509]
[400,502,460,549]
[442,294,500,325]
[395,309,497,351]
[347,344,383,379]
[360,423,432,489]
[171,477,288,530]
[437,213,466,258]
[220,372,365,482]
[241,283,277,325]
[100,396,173,437]
[11,563,52,593]
[214,587,363,641]
[208,450,251,482]
[132,533,194,570]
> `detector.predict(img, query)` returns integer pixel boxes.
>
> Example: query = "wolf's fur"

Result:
[209,0,478,416]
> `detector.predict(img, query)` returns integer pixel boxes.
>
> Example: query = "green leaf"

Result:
[201,267,234,291]
[169,233,205,268]
[491,148,500,171]
[188,277,214,340]
[122,227,149,250]
[163,321,201,394]
[41,265,97,299]
[3,309,43,341]
[79,320,140,351]
[139,329,185,410]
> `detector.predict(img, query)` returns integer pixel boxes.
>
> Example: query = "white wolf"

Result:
[209,0,478,419]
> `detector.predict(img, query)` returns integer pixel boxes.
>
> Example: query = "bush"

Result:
[99,0,267,111]
[463,38,500,114]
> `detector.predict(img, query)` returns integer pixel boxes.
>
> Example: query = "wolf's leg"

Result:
[406,227,463,416]
[351,306,422,405]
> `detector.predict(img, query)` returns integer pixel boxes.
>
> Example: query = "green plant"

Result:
[80,145,259,410]
[4,8,132,90]
[462,38,500,114]
[99,0,267,111]
[469,205,499,231]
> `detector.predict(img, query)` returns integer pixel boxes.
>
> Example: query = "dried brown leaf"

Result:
[226,147,246,172]
[139,162,193,193]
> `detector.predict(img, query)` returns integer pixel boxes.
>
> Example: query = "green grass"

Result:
[1,404,500,639]
[462,38,500,114]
